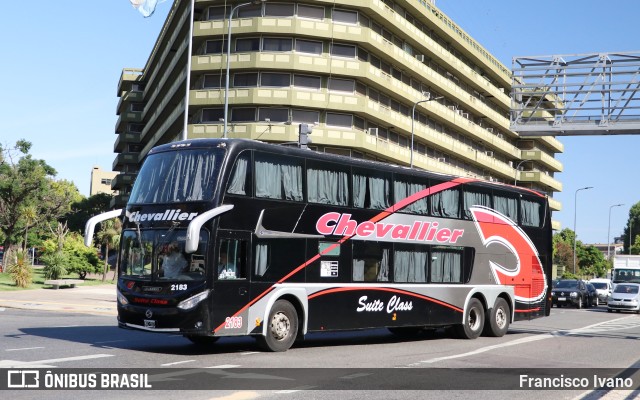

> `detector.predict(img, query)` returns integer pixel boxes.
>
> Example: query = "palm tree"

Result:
[96,219,122,282]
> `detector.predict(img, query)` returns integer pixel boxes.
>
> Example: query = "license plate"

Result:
[144,320,156,328]
[558,297,566,301]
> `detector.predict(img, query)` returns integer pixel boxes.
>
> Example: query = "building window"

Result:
[205,40,225,54]
[328,78,355,93]
[332,9,358,24]
[101,178,112,185]
[231,108,257,122]
[258,108,289,122]
[235,38,260,52]
[326,113,353,128]
[130,103,144,112]
[263,37,293,52]
[292,109,319,124]
[203,74,223,89]
[264,3,294,17]
[237,4,262,18]
[128,123,144,133]
[206,6,228,20]
[234,73,258,87]
[297,4,324,19]
[293,74,321,90]
[201,108,223,123]
[260,73,290,87]
[131,83,145,92]
[330,43,356,58]
[295,39,322,55]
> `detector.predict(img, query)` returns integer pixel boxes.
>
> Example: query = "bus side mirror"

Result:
[84,209,124,247]
[185,204,234,253]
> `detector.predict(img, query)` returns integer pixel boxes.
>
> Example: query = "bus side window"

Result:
[227,153,251,196]
[217,239,247,280]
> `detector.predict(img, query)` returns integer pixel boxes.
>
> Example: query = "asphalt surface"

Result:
[0,284,637,399]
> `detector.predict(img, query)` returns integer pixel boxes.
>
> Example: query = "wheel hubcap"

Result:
[270,311,290,341]
[495,308,506,329]
[468,309,480,330]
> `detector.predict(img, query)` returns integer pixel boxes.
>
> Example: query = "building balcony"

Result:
[112,152,140,171]
[111,173,136,191]
[116,91,144,115]
[113,132,142,153]
[117,68,143,96]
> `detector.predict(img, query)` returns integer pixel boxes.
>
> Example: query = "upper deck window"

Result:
[129,149,223,204]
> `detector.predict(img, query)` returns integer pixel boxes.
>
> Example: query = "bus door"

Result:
[212,231,250,335]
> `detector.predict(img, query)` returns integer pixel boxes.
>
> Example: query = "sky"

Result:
[1,1,638,245]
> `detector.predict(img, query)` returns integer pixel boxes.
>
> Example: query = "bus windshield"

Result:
[128,148,224,204]
[120,229,209,281]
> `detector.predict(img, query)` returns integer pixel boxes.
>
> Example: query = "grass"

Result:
[0,266,115,291]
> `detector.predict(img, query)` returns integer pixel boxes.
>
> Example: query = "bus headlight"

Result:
[178,291,209,310]
[570,292,577,298]
[117,290,129,305]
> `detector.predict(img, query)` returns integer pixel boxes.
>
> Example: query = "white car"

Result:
[589,278,612,304]
[607,283,640,313]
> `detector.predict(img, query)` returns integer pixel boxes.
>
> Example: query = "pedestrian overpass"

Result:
[510,51,640,136]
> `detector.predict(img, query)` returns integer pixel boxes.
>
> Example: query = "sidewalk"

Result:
[0,283,117,316]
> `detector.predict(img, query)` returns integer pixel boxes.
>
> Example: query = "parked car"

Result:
[585,282,599,306]
[589,278,613,304]
[551,279,591,308]
[607,283,640,313]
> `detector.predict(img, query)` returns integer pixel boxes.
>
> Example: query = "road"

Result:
[1,305,639,400]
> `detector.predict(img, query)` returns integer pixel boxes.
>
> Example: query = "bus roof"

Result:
[147,138,546,198]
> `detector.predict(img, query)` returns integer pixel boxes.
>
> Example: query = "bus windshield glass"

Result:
[128,148,224,204]
[120,229,208,281]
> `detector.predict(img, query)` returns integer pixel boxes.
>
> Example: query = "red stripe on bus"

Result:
[514,308,541,313]
[307,286,463,313]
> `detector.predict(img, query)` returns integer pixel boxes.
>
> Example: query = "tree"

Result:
[41,231,101,279]
[0,140,55,265]
[577,245,607,278]
[0,140,81,266]
[623,201,640,254]
[64,193,114,234]
[96,218,122,282]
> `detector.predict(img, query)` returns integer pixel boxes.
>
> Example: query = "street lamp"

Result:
[513,159,530,186]
[410,93,442,168]
[223,0,266,139]
[573,186,594,275]
[607,203,624,260]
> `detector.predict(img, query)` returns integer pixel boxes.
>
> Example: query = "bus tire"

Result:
[185,335,219,346]
[483,297,510,337]
[455,298,485,339]
[257,300,298,352]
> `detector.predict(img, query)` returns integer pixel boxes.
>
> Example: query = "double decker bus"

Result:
[85,138,552,351]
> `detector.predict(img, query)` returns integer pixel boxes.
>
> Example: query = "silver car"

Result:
[607,283,640,313]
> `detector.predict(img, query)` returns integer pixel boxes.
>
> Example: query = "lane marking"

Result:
[409,316,634,366]
[206,364,241,369]
[5,347,45,352]
[161,360,196,366]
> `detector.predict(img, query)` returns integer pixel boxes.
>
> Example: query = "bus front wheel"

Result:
[455,298,485,339]
[257,300,298,352]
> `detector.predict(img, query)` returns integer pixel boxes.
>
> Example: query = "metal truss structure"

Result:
[510,51,640,136]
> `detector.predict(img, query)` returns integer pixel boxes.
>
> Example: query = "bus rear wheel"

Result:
[483,298,510,337]
[455,298,485,339]
[257,300,298,352]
